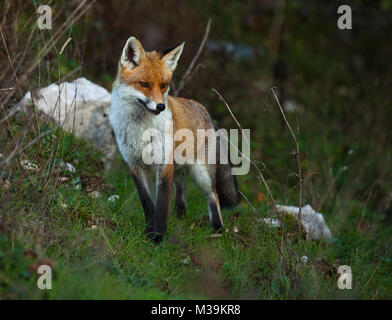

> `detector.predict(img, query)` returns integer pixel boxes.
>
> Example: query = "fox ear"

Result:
[161,42,185,71]
[121,36,146,69]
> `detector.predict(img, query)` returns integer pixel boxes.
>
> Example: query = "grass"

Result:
[1,0,392,301]
[1,119,391,300]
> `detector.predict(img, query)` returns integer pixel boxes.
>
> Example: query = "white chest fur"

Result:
[109,85,173,168]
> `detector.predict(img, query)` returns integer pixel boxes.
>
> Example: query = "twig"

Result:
[0,129,53,169]
[174,18,211,96]
[0,26,23,98]
[271,87,303,273]
[59,37,72,55]
[211,88,294,267]
[271,87,296,142]
[360,251,387,296]
[1,0,95,108]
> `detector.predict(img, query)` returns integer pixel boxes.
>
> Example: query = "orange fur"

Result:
[119,51,171,104]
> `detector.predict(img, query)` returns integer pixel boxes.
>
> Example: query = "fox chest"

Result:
[111,108,173,168]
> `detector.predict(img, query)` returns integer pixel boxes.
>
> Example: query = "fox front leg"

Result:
[173,169,187,217]
[153,164,174,243]
[130,167,155,236]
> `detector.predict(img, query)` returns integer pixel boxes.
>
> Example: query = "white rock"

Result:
[181,256,191,265]
[275,204,332,240]
[108,194,120,203]
[260,218,281,227]
[20,160,39,172]
[65,162,76,173]
[19,78,116,167]
[57,161,76,173]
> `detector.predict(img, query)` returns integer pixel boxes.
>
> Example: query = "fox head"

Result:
[116,36,184,115]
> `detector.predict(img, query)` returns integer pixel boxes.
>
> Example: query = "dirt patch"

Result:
[80,174,114,193]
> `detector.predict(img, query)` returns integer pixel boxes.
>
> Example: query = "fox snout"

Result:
[156,103,166,111]
[137,98,166,115]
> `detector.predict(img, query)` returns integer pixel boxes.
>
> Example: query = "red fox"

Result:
[109,36,239,242]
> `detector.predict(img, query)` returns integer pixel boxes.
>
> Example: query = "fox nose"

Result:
[156,103,166,112]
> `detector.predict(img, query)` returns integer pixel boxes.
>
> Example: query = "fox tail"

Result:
[215,133,240,209]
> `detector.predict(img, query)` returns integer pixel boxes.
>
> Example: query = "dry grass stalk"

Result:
[174,18,212,97]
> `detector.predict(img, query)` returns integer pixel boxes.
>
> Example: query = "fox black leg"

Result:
[153,164,174,243]
[173,170,187,217]
[207,191,224,232]
[131,168,155,236]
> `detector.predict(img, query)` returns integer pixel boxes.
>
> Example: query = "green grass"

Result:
[1,122,391,300]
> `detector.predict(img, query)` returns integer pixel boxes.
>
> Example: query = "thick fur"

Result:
[109,37,239,242]
[216,162,240,208]
[215,134,240,208]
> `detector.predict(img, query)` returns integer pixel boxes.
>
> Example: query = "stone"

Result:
[19,78,116,168]
[275,204,332,240]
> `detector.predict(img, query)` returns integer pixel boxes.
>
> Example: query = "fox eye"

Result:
[160,83,168,90]
[139,81,150,88]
